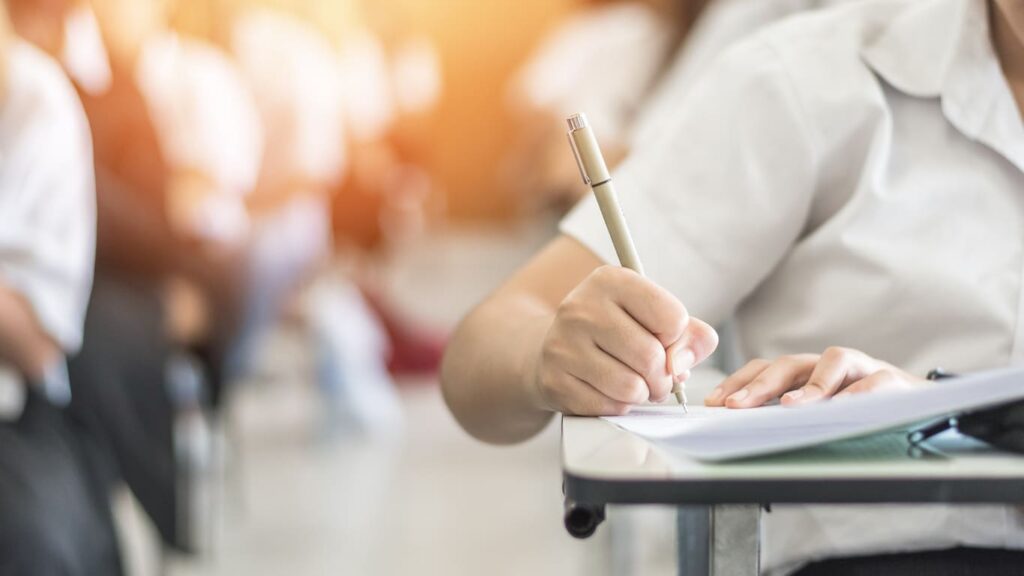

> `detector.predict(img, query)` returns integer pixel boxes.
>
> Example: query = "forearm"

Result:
[0,285,61,382]
[441,291,556,444]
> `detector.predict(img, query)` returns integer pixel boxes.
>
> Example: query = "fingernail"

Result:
[707,387,723,402]
[728,389,749,402]
[672,348,695,381]
[785,389,804,400]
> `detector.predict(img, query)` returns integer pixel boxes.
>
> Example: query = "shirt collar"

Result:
[862,0,1024,172]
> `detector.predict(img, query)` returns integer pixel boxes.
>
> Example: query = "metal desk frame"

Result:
[561,415,1024,576]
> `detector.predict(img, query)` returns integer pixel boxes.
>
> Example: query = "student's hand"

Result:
[706,347,926,409]
[531,266,719,416]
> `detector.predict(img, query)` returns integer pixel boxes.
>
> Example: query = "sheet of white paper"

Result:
[601,366,1024,461]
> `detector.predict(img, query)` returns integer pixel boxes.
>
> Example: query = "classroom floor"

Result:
[116,223,675,576]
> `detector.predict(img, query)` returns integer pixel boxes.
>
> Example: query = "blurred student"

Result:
[93,0,262,544]
[0,4,117,573]
[444,0,1024,573]
[230,5,343,304]
[5,0,257,548]
[504,0,708,213]
[328,4,449,379]
[227,3,403,432]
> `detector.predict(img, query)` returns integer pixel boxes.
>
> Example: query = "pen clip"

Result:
[567,131,591,187]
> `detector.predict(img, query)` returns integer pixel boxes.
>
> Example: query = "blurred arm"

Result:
[0,283,61,383]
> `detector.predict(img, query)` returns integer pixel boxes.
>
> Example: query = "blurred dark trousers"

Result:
[67,273,179,549]
[0,391,123,576]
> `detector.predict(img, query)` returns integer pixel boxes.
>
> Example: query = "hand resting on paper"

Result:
[705,347,927,409]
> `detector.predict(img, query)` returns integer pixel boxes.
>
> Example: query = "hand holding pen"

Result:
[556,113,718,412]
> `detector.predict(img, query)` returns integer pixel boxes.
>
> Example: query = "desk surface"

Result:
[562,372,1024,507]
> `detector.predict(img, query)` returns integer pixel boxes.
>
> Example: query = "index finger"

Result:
[599,267,690,348]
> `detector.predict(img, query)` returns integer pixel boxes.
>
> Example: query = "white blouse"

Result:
[561,0,1024,573]
[0,42,95,412]
[632,0,859,146]
[136,32,263,243]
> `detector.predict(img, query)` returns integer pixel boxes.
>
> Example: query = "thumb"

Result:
[666,318,719,381]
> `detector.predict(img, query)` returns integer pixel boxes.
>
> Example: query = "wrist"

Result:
[521,315,556,413]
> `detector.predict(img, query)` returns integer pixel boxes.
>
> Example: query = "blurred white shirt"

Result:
[136,32,263,243]
[562,0,1024,573]
[336,29,396,143]
[0,41,95,413]
[61,4,112,96]
[390,36,442,117]
[513,2,674,144]
[232,9,346,190]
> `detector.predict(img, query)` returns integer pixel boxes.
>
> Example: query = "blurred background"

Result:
[0,0,755,574]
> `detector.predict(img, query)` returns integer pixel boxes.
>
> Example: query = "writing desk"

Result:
[561,374,1024,575]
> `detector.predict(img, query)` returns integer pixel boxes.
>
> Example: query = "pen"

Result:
[566,113,688,413]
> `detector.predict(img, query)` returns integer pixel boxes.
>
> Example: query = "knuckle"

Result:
[638,343,666,377]
[823,346,850,360]
[555,297,584,322]
[746,378,768,393]
[874,368,897,381]
[591,265,622,285]
[776,354,798,367]
[621,375,649,404]
[664,297,689,326]
[555,301,596,333]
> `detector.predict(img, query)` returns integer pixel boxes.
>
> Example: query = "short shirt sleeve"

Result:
[560,37,819,325]
[0,43,96,353]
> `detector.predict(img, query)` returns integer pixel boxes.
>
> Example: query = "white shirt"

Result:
[632,0,860,145]
[336,30,395,143]
[513,2,675,144]
[60,4,112,96]
[561,0,1024,573]
[0,41,95,412]
[136,32,263,242]
[232,9,346,189]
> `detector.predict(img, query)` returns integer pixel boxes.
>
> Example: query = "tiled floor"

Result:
[120,223,676,576]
